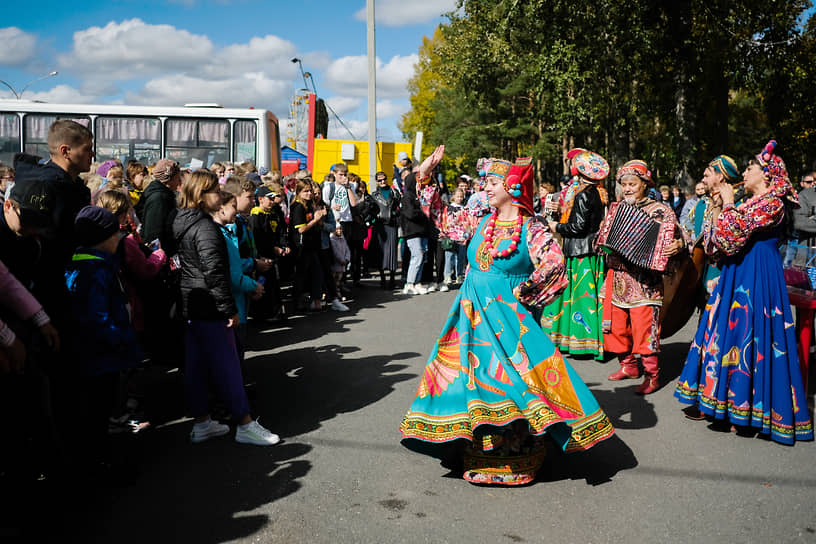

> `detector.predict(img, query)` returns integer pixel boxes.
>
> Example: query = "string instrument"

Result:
[660,234,707,338]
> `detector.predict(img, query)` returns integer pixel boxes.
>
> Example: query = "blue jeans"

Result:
[406,237,427,284]
[444,244,467,280]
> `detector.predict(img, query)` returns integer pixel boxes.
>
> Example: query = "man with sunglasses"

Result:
[793,171,816,246]
[371,171,401,289]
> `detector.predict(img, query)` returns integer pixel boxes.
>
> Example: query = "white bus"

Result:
[0,101,282,171]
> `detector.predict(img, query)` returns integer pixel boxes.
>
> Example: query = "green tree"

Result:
[401,0,814,187]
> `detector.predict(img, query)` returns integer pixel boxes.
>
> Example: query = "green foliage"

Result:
[402,0,816,186]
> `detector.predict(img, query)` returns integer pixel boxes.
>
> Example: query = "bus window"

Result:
[23,114,90,159]
[267,114,281,171]
[0,113,20,166]
[95,116,161,165]
[165,118,229,168]
[233,120,256,165]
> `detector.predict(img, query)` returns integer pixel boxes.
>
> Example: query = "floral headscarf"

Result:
[615,159,653,187]
[756,140,798,206]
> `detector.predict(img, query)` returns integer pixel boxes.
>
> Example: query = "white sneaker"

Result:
[403,284,415,295]
[191,419,230,444]
[413,283,429,295]
[330,298,349,311]
[439,283,450,292]
[425,283,437,293]
[235,419,280,446]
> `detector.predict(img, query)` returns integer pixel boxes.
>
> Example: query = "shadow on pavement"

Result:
[38,280,420,543]
[588,384,659,430]
[244,344,418,438]
[658,339,694,384]
[540,433,638,486]
[89,438,312,543]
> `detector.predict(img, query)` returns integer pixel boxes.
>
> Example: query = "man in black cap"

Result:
[0,179,57,289]
[0,179,62,499]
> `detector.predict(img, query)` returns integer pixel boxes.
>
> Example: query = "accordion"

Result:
[596,201,673,272]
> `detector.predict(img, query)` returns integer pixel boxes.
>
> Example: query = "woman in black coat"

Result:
[371,171,401,289]
[173,170,278,446]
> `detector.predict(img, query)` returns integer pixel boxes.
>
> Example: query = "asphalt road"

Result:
[85,280,815,544]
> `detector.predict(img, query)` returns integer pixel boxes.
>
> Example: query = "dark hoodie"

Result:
[13,153,91,322]
[399,172,429,239]
[140,179,178,254]
[172,208,237,321]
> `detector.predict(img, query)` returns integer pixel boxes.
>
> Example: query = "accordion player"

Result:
[597,160,688,395]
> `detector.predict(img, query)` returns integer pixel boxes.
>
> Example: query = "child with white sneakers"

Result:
[171,170,279,447]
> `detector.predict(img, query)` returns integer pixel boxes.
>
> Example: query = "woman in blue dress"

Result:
[399,146,615,485]
[675,140,813,445]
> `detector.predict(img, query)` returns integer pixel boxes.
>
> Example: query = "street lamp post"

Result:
[0,71,58,99]
[0,80,20,99]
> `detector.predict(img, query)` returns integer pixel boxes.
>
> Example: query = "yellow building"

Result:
[310,139,412,187]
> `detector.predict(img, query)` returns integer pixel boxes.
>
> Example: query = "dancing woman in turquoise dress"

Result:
[399,147,614,485]
[675,141,813,445]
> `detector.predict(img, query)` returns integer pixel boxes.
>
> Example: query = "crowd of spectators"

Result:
[1,121,489,512]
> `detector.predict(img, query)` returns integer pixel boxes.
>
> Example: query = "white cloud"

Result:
[0,27,38,66]
[354,0,457,26]
[52,20,315,113]
[325,96,363,116]
[300,51,332,71]
[328,118,369,141]
[57,19,215,78]
[206,35,298,78]
[125,74,292,113]
[324,54,417,99]
[376,99,408,119]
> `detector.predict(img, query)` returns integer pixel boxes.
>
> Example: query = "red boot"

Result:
[608,354,641,381]
[636,354,659,394]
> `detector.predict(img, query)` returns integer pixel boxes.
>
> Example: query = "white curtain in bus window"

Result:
[233,120,256,165]
[166,118,229,167]
[0,114,20,166]
[23,114,89,159]
[95,117,161,165]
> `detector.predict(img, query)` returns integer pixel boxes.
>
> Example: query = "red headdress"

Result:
[505,157,535,216]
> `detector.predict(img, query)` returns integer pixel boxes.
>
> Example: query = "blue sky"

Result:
[0,0,457,143]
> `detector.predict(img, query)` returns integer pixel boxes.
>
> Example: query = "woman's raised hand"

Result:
[419,145,445,180]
